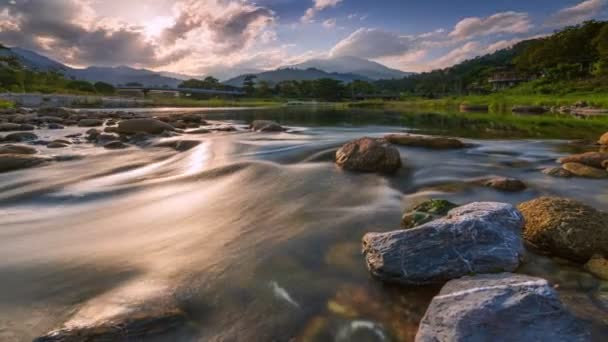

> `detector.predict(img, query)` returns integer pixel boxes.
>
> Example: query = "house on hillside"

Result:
[488,66,530,90]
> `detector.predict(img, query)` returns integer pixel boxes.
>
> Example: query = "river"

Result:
[0,106,607,341]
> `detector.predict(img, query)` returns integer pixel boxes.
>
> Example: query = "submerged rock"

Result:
[336,137,402,174]
[598,132,608,145]
[34,308,188,342]
[416,273,590,342]
[562,162,608,178]
[559,152,608,169]
[385,133,465,149]
[512,105,548,114]
[116,119,175,135]
[362,202,524,285]
[0,123,34,131]
[584,255,608,280]
[153,140,200,152]
[480,177,527,192]
[47,141,69,149]
[104,141,128,149]
[0,154,49,173]
[401,199,458,229]
[77,118,103,127]
[2,132,38,142]
[518,197,608,262]
[0,144,37,155]
[251,120,284,132]
[542,167,573,178]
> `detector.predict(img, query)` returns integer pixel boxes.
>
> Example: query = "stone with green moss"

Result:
[401,199,458,229]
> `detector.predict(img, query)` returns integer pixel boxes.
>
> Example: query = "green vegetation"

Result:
[0,99,13,108]
[148,97,282,108]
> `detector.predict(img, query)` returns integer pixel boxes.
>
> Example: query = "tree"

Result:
[313,78,345,101]
[66,80,96,93]
[243,75,257,95]
[94,81,115,95]
[125,82,143,87]
[255,80,272,97]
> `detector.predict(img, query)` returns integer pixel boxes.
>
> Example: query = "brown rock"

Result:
[336,137,402,173]
[562,162,608,178]
[2,132,38,142]
[598,132,608,145]
[584,255,608,280]
[558,152,608,169]
[0,144,37,155]
[518,197,608,262]
[385,133,464,149]
[542,167,573,178]
[77,119,103,127]
[0,154,48,173]
[116,119,175,135]
[482,177,527,192]
[47,141,69,149]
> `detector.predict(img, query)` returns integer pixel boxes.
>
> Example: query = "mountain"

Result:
[223,67,373,87]
[3,46,185,87]
[288,56,411,80]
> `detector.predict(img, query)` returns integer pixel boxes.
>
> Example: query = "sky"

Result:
[0,0,607,79]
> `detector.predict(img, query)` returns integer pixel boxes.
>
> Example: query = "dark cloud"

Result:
[0,0,188,67]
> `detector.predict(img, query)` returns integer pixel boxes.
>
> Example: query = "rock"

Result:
[34,308,187,342]
[0,154,48,173]
[512,105,548,114]
[0,123,34,131]
[416,273,590,342]
[104,126,118,133]
[585,255,608,280]
[362,202,524,285]
[96,133,120,144]
[559,152,608,169]
[599,132,608,145]
[209,125,237,132]
[103,141,128,149]
[38,116,64,123]
[116,119,175,135]
[37,107,71,117]
[542,167,573,178]
[336,137,402,174]
[0,144,37,155]
[186,128,211,134]
[182,114,206,124]
[401,199,458,229]
[47,123,64,129]
[385,133,465,149]
[77,119,103,127]
[481,177,527,192]
[153,140,200,152]
[562,162,608,178]
[251,120,284,132]
[47,141,69,149]
[85,128,101,141]
[518,197,608,262]
[459,104,488,112]
[2,132,38,142]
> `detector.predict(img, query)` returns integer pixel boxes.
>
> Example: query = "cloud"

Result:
[302,0,343,22]
[449,11,532,40]
[547,0,607,27]
[323,18,337,28]
[330,28,413,58]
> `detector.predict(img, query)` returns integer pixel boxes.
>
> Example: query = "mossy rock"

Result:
[401,199,458,229]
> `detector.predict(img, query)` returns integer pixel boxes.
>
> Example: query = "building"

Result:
[488,67,530,90]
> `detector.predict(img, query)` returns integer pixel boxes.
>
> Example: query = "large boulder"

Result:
[251,120,284,132]
[362,202,524,285]
[558,152,608,169]
[2,132,38,142]
[336,137,401,174]
[562,162,608,178]
[416,273,590,342]
[598,132,608,145]
[518,197,608,262]
[0,144,37,155]
[0,154,49,173]
[385,133,465,149]
[116,118,175,135]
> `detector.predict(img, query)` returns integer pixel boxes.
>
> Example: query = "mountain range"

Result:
[1,46,411,87]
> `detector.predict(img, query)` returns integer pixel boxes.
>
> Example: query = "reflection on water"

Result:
[0,107,607,341]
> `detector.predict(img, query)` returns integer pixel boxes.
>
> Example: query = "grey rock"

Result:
[2,132,38,142]
[416,273,591,342]
[362,202,524,285]
[0,123,34,131]
[0,144,37,155]
[0,154,49,173]
[336,137,402,174]
[116,119,174,135]
[77,119,103,127]
[103,141,128,149]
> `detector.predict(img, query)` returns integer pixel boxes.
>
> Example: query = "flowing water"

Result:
[1,107,607,341]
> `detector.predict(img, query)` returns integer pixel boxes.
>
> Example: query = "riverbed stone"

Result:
[415,273,591,342]
[0,123,34,131]
[0,144,37,155]
[562,162,608,178]
[103,141,128,149]
[362,202,524,285]
[518,197,608,262]
[559,152,608,169]
[512,105,548,114]
[336,137,402,174]
[584,255,608,280]
[251,120,284,132]
[116,118,175,135]
[481,177,527,192]
[47,141,69,149]
[0,154,49,173]
[542,166,573,178]
[2,132,38,142]
[77,118,103,127]
[598,132,608,145]
[401,199,458,229]
[153,140,200,152]
[385,133,465,149]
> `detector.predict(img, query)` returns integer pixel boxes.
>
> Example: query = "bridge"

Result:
[116,86,246,97]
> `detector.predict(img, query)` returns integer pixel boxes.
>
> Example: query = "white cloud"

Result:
[449,11,532,40]
[330,28,413,58]
[548,0,607,27]
[302,0,343,22]
[323,18,337,28]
